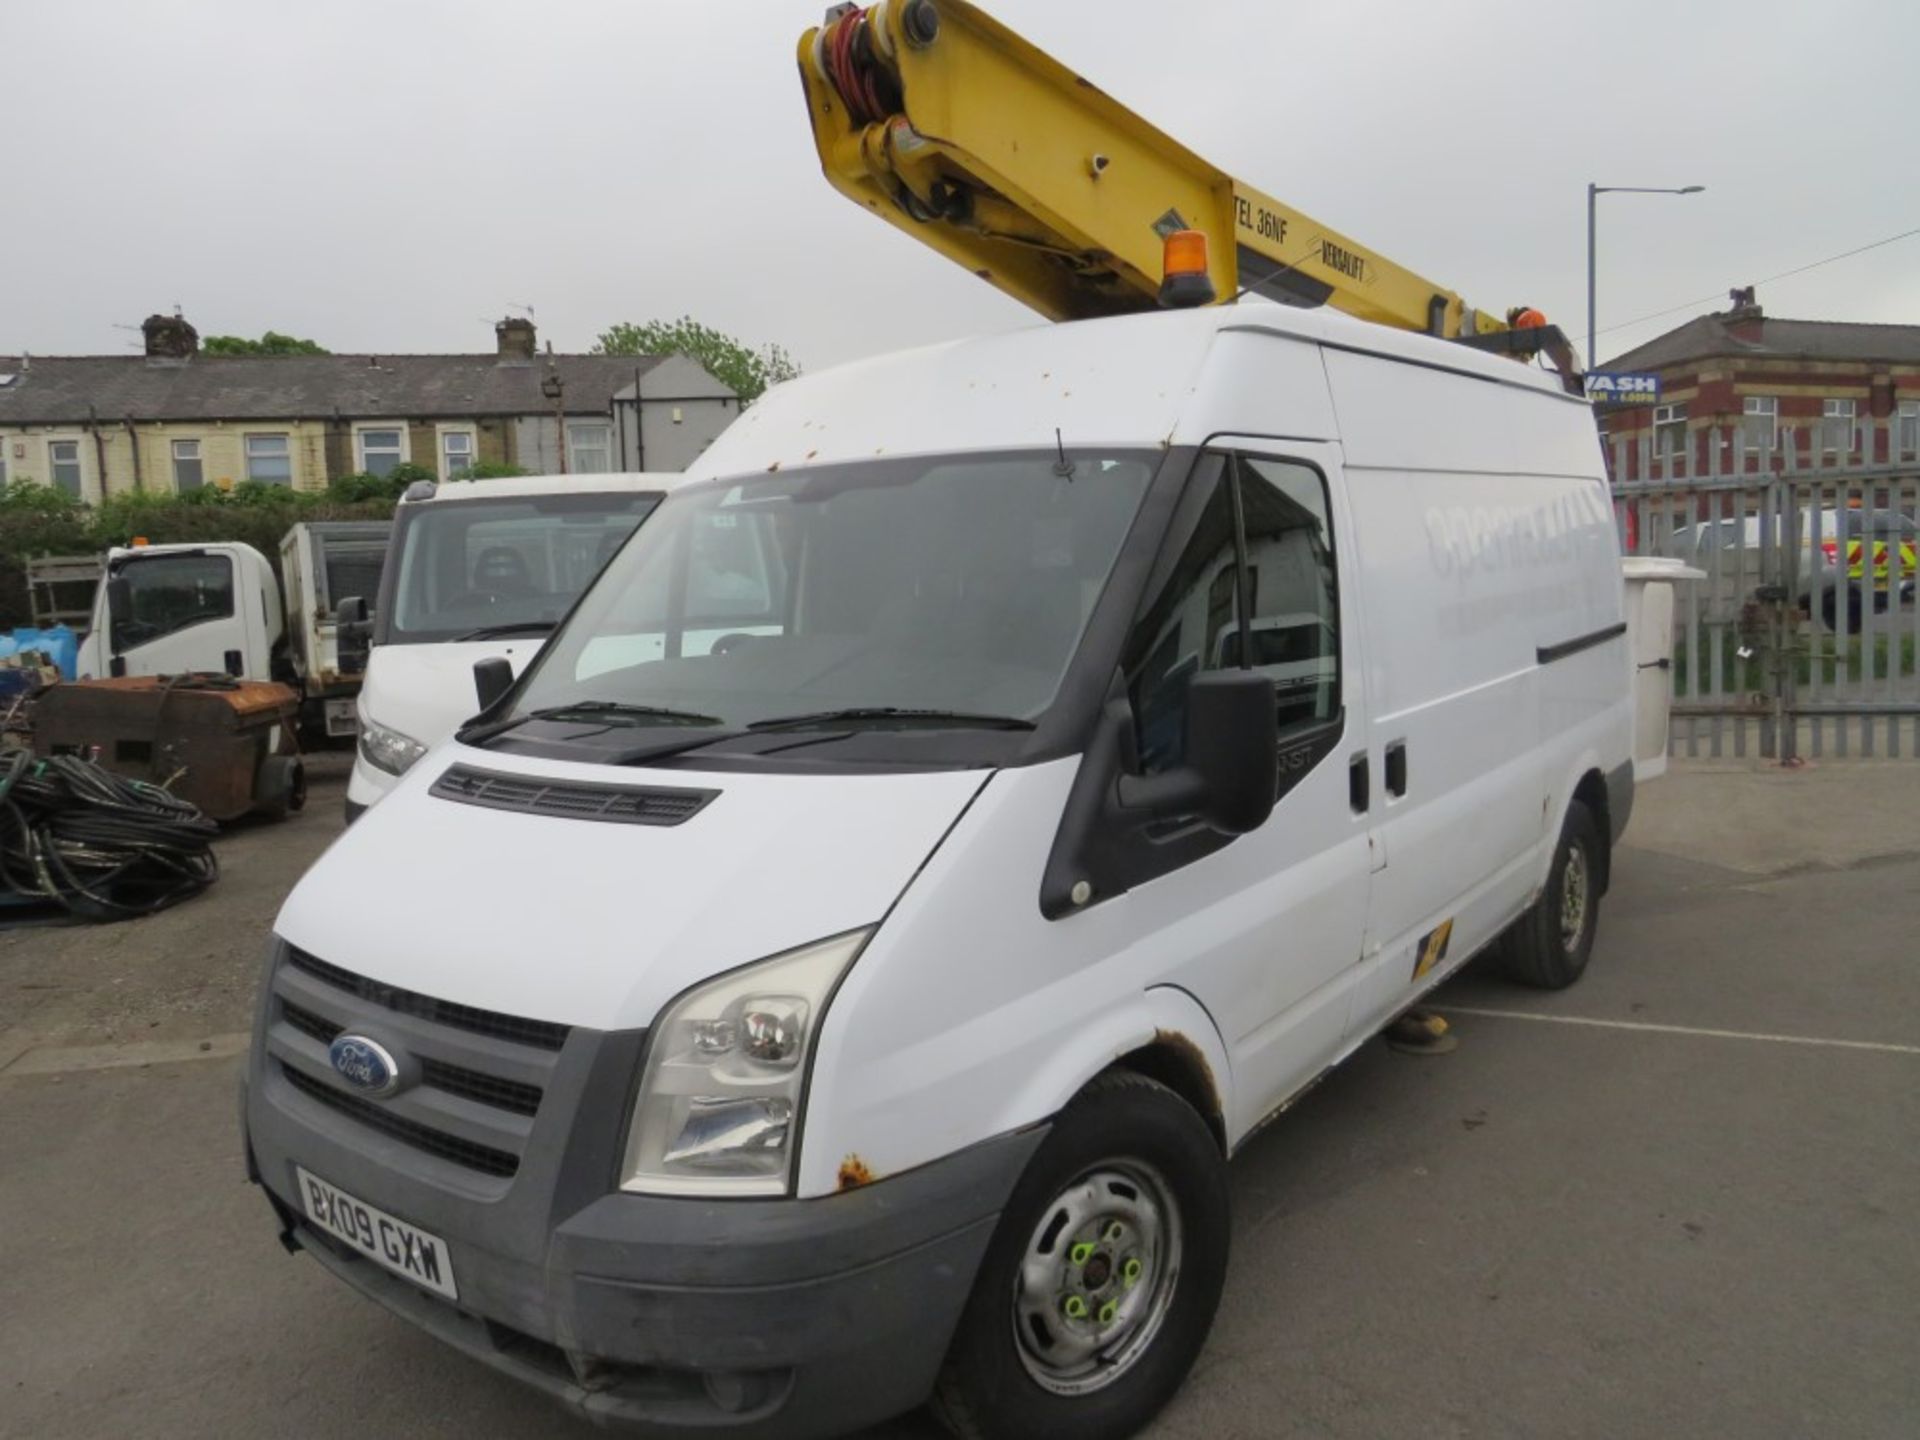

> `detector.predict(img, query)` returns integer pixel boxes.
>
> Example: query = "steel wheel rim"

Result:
[1011,1160,1184,1397]
[1561,843,1589,953]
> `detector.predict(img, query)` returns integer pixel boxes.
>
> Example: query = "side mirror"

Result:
[336,595,372,672]
[1116,670,1277,834]
[473,656,515,714]
[105,575,134,653]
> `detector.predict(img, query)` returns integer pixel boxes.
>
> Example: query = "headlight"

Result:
[358,714,428,776]
[620,927,871,1197]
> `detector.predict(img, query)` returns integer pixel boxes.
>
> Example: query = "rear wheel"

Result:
[1819,584,1864,631]
[1497,800,1602,990]
[930,1072,1228,1440]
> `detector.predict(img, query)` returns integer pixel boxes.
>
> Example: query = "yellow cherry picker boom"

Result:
[798,0,1581,389]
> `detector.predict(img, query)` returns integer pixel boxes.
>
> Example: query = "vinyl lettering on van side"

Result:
[1422,488,1611,578]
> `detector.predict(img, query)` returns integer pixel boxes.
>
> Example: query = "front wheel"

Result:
[931,1072,1229,1440]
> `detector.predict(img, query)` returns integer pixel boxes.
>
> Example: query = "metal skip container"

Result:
[32,675,307,822]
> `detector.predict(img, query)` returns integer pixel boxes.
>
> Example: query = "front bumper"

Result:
[241,946,1043,1437]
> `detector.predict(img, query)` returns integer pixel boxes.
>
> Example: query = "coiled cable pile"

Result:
[0,749,219,920]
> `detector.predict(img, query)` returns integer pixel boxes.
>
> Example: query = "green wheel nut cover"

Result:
[1064,1295,1089,1319]
[1069,1242,1095,1266]
[1123,1257,1143,1286]
[1098,1299,1120,1324]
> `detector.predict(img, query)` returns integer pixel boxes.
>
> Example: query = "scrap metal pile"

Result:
[0,749,219,920]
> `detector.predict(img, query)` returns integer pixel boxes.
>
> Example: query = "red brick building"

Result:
[1598,289,1920,483]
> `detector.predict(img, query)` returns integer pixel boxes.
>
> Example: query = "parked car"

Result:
[1666,506,1917,628]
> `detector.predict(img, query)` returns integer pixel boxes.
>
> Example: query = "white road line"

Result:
[1444,1006,1920,1057]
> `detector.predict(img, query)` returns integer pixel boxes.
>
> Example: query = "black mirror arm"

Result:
[1115,768,1208,817]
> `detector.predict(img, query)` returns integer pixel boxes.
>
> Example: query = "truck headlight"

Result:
[621,928,871,1197]
[358,714,428,776]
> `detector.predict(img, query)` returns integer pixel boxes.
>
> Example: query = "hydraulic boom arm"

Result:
[801,0,1568,368]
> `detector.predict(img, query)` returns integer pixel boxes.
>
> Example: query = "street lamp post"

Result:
[1587,183,1705,370]
[540,370,568,474]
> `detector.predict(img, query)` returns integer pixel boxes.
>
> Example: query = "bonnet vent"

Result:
[430,764,718,827]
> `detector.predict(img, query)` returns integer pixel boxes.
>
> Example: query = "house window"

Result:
[355,427,406,477]
[244,433,293,486]
[48,439,83,498]
[1742,396,1778,452]
[171,439,204,492]
[1653,403,1687,457]
[441,429,476,480]
[1899,401,1920,458]
[1822,399,1856,455]
[567,422,613,475]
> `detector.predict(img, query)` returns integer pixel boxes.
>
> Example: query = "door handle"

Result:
[1348,751,1370,814]
[1385,741,1408,799]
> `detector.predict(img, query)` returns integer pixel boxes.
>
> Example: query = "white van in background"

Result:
[246,304,1632,1440]
[341,473,685,820]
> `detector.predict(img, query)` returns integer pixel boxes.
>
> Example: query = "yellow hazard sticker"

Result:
[1412,919,1454,982]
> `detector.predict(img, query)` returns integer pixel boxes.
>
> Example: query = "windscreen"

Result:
[510,451,1157,728]
[385,491,660,643]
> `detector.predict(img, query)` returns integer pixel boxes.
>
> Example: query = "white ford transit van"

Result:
[343,473,685,821]
[244,304,1632,1440]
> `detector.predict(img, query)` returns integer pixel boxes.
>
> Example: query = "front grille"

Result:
[281,1063,521,1178]
[430,763,718,827]
[285,947,570,1051]
[420,1059,543,1118]
[280,999,545,1119]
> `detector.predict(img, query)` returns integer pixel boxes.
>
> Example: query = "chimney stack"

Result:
[142,312,199,360]
[495,316,538,364]
[1725,285,1763,343]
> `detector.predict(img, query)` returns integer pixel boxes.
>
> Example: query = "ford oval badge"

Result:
[328,1034,401,1096]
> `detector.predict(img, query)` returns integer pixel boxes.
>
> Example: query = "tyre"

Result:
[1819,584,1863,631]
[1497,800,1602,990]
[256,754,307,821]
[930,1071,1229,1440]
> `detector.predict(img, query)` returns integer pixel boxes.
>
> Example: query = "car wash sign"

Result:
[1584,371,1662,406]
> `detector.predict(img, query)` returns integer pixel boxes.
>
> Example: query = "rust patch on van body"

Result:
[837,1155,875,1191]
[1155,1028,1220,1117]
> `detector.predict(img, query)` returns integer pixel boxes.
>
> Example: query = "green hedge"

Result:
[0,481,398,632]
[1,461,533,632]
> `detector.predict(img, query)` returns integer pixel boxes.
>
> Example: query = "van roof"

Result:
[403,472,692,504]
[692,304,1583,481]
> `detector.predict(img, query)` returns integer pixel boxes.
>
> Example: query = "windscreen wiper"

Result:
[450,621,557,642]
[747,707,1038,732]
[459,701,723,745]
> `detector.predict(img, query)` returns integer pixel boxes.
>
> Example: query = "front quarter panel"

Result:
[797,760,1237,1198]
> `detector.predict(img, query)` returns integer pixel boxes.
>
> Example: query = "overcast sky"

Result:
[6,0,1915,371]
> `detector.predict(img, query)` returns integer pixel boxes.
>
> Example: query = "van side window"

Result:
[1122,467,1241,774]
[1232,456,1340,735]
[1123,453,1342,788]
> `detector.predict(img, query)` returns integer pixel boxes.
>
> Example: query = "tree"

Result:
[202,330,330,356]
[593,317,798,404]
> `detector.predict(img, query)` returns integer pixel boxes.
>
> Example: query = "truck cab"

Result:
[344,473,687,820]
[77,541,282,684]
